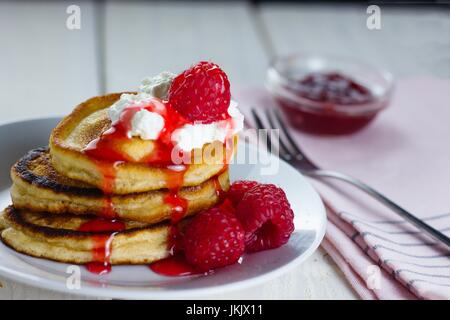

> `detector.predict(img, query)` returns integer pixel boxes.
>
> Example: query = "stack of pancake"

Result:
[0,93,231,267]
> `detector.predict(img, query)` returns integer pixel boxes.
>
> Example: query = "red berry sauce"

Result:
[81,103,192,275]
[78,218,126,275]
[84,98,189,165]
[276,72,384,135]
[81,96,236,276]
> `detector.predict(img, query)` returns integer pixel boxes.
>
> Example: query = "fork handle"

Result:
[304,169,450,249]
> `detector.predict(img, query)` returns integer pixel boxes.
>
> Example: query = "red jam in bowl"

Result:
[292,72,373,105]
[274,72,388,135]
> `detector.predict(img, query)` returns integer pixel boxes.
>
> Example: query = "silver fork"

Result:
[251,108,450,249]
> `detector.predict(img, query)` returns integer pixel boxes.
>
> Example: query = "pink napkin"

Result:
[235,77,450,300]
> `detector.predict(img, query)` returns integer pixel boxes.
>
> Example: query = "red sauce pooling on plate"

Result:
[277,72,383,135]
[78,218,126,275]
[149,254,200,277]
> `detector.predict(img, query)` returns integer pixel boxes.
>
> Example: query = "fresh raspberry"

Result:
[168,61,231,124]
[236,184,295,252]
[228,180,259,207]
[218,198,236,214]
[183,206,245,272]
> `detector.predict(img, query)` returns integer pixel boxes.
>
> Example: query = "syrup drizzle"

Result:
[149,165,193,276]
[213,177,224,199]
[164,165,189,223]
[84,98,189,165]
[167,225,184,255]
[212,163,229,201]
[165,193,188,223]
[81,97,238,276]
[101,197,116,219]
[89,158,120,219]
[78,218,126,275]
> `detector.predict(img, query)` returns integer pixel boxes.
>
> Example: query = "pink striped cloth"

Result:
[235,77,450,300]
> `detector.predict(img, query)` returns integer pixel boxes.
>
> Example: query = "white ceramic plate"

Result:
[0,118,326,299]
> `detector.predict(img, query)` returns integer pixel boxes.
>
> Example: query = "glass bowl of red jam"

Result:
[266,53,394,135]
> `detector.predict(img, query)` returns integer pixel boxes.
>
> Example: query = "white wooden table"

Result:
[0,1,448,300]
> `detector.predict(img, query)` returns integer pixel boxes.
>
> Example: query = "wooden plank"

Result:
[260,4,450,77]
[0,1,99,123]
[103,2,268,91]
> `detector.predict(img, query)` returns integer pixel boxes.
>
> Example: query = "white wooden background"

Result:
[1,1,449,300]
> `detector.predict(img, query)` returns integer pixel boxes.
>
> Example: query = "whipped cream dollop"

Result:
[108,93,155,123]
[129,109,165,140]
[139,71,175,99]
[172,101,244,151]
[107,71,244,151]
[108,72,173,140]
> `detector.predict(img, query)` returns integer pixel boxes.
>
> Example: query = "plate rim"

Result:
[0,117,327,299]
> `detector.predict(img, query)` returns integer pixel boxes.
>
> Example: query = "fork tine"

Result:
[264,108,292,159]
[251,109,273,154]
[273,110,307,158]
[272,110,319,170]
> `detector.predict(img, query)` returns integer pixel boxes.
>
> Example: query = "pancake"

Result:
[49,93,235,194]
[0,206,175,264]
[11,148,230,224]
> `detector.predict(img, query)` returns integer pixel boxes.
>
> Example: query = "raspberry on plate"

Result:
[183,206,245,272]
[236,184,294,253]
[228,180,259,207]
[168,61,231,124]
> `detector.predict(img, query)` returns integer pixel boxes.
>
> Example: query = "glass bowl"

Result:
[266,53,394,135]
